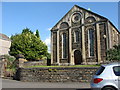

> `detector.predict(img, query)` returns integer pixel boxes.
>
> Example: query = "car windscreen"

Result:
[95,66,105,75]
[113,66,120,76]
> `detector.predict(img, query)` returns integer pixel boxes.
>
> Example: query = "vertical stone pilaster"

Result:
[81,25,86,64]
[51,31,53,64]
[69,14,74,65]
[57,31,60,64]
[52,30,58,64]
[107,21,112,48]
[96,23,101,64]
[69,28,74,65]
[81,14,86,64]
[105,22,109,50]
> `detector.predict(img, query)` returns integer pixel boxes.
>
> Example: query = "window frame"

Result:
[62,33,67,59]
[88,28,95,57]
[95,66,105,75]
[74,31,79,43]
[113,66,120,76]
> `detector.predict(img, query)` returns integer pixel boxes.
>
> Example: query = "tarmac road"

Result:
[1,79,91,90]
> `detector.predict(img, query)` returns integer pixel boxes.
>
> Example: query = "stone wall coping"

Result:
[20,66,99,70]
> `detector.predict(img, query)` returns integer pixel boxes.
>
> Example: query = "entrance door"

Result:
[74,50,82,65]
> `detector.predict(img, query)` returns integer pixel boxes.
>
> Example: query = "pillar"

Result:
[51,31,53,64]
[81,18,86,64]
[69,28,74,65]
[96,23,101,64]
[57,30,60,65]
[107,21,112,48]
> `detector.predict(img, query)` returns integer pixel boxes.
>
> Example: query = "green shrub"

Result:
[48,69,52,72]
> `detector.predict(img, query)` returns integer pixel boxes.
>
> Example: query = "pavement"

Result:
[1,79,91,90]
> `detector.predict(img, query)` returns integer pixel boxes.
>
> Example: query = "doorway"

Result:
[74,50,82,65]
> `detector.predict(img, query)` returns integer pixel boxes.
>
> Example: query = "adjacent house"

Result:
[51,5,120,65]
[0,33,11,55]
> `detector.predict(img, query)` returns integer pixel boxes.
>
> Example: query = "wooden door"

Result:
[74,50,82,65]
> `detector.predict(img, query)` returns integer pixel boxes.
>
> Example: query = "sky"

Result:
[2,2,119,52]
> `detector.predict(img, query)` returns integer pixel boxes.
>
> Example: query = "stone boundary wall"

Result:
[23,60,47,67]
[0,62,2,77]
[0,61,5,77]
[16,67,99,82]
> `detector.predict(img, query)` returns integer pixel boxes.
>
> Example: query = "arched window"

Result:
[60,22,69,29]
[88,29,94,56]
[62,33,67,58]
[85,16,96,23]
[74,31,79,42]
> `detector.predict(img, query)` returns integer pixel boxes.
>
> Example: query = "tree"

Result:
[10,28,48,61]
[22,28,33,34]
[106,45,120,61]
[35,29,40,39]
[46,53,51,60]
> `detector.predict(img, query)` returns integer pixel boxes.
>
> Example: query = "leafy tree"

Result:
[46,53,51,60]
[22,28,33,34]
[35,29,40,39]
[10,28,48,61]
[106,45,120,61]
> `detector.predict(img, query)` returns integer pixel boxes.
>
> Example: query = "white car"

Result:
[91,62,120,90]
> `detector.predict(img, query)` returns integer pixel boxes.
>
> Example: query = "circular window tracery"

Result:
[72,13,81,23]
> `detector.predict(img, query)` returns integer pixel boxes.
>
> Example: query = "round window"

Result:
[72,13,81,23]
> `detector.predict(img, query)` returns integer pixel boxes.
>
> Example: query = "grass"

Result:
[6,68,16,72]
[24,64,100,68]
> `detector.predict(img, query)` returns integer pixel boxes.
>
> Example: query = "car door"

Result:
[113,66,120,89]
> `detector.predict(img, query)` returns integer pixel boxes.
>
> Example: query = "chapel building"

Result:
[51,5,120,65]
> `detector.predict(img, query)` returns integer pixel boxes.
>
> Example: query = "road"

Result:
[1,79,91,90]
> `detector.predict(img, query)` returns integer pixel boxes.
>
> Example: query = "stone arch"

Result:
[59,22,69,29]
[85,16,96,23]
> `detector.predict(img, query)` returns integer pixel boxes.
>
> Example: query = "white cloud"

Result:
[44,36,51,53]
[9,35,11,38]
[44,37,51,46]
[33,31,36,35]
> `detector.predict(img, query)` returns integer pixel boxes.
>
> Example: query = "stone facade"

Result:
[51,5,120,65]
[16,67,98,82]
[0,33,11,55]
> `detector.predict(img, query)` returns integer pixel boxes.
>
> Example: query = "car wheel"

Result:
[102,87,116,90]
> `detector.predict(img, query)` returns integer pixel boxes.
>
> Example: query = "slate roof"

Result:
[0,33,10,41]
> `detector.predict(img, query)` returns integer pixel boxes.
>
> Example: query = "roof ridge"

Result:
[0,33,10,41]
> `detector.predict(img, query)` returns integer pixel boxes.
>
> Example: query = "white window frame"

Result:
[74,31,79,43]
[62,33,67,59]
[88,29,94,57]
